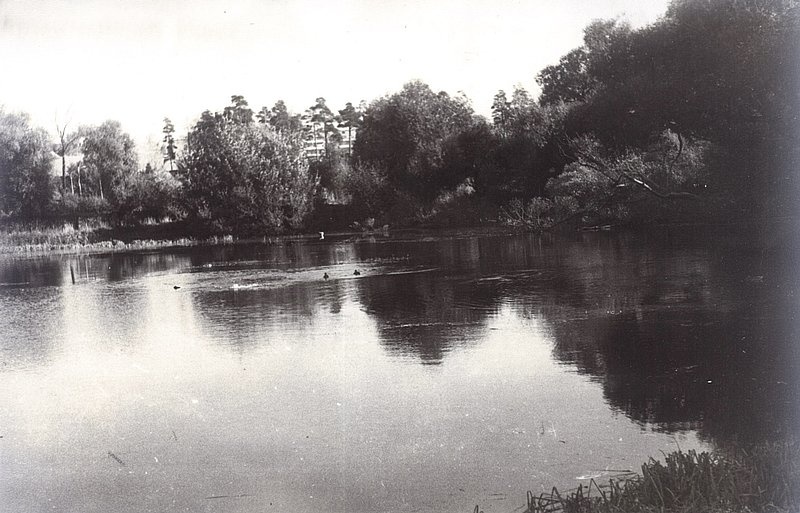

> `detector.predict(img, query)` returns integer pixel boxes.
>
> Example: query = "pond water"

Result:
[1,228,798,513]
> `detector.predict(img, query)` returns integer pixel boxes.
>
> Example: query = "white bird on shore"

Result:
[319,231,325,240]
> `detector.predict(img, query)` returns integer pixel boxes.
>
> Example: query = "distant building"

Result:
[49,152,82,176]
[302,122,357,160]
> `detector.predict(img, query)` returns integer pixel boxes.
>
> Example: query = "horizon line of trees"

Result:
[2,0,798,234]
[0,95,368,231]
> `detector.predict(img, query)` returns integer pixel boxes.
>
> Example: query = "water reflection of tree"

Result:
[522,234,800,446]
[0,257,64,287]
[368,228,800,445]
[6,230,795,446]
[350,233,594,364]
[355,273,497,365]
[0,254,167,366]
[550,309,797,443]
[0,258,65,366]
[190,281,346,351]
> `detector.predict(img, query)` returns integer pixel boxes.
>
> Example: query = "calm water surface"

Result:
[1,228,798,513]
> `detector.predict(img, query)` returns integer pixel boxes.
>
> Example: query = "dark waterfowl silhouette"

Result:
[353,270,361,276]
[173,285,181,290]
[323,273,329,280]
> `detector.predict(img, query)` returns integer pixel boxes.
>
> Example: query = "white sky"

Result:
[0,0,670,156]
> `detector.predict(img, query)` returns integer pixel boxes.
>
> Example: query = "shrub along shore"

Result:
[514,442,799,513]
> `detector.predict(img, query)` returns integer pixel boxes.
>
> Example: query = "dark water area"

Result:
[0,227,797,513]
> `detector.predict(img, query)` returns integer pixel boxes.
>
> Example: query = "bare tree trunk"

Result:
[55,118,83,197]
[574,146,701,201]
[61,153,67,193]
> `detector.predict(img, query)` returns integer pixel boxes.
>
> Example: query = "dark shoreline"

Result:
[1,215,796,258]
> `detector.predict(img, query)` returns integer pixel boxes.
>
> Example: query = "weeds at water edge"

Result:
[520,442,799,513]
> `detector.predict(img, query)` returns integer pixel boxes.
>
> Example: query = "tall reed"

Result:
[522,442,799,513]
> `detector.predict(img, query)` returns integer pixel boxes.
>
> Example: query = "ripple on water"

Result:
[178,264,442,293]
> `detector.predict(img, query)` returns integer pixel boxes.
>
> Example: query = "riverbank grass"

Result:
[0,220,197,254]
[0,222,97,252]
[524,442,799,513]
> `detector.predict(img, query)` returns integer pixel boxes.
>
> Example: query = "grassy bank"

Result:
[0,219,400,255]
[515,442,799,513]
[0,221,224,255]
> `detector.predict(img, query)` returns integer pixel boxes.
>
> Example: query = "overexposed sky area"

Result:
[0,0,670,154]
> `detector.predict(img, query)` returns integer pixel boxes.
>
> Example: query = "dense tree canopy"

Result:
[337,102,363,155]
[304,97,338,160]
[0,110,54,219]
[536,0,800,218]
[536,48,595,106]
[177,96,316,232]
[80,120,138,206]
[258,100,303,134]
[353,80,476,204]
[483,87,567,203]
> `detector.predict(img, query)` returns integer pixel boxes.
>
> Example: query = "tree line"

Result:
[0,95,365,232]
[2,0,797,234]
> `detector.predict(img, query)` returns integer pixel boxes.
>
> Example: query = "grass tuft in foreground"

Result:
[522,442,799,513]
